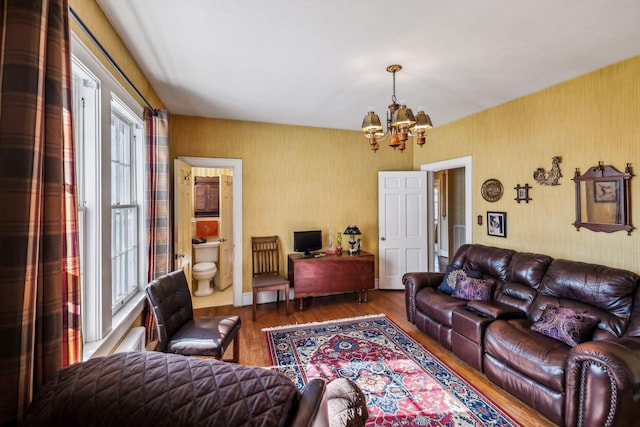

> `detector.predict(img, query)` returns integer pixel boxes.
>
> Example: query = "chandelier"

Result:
[361,64,433,152]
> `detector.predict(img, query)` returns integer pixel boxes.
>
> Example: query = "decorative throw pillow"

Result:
[438,265,483,294]
[326,378,369,427]
[451,276,495,301]
[530,305,599,347]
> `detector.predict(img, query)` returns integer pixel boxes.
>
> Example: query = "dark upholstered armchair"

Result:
[145,269,241,362]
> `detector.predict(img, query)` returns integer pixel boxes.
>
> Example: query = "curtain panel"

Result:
[0,0,81,424]
[144,108,171,343]
[145,108,172,281]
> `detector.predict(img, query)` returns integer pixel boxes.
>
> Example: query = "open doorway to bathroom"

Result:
[175,157,243,309]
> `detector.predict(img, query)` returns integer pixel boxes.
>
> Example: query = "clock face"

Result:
[481,179,504,202]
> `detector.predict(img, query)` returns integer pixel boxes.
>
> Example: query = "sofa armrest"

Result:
[402,272,444,323]
[290,378,327,427]
[565,337,640,427]
[466,300,526,319]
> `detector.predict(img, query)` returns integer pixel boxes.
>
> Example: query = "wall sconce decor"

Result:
[343,224,362,255]
[533,156,562,185]
[514,184,532,203]
[572,162,633,234]
[361,64,433,152]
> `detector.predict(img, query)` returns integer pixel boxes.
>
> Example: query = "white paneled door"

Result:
[378,171,428,290]
[219,173,233,290]
[174,159,193,286]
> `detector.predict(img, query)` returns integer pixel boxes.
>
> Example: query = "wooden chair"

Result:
[145,270,241,362]
[252,236,290,321]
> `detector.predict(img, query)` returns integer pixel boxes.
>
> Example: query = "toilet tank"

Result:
[193,241,220,263]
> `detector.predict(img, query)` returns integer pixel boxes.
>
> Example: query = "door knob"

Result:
[381,237,386,241]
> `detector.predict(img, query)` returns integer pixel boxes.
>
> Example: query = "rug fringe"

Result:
[261,313,387,332]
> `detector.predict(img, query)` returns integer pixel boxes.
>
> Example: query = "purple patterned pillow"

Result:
[452,276,495,301]
[530,305,599,347]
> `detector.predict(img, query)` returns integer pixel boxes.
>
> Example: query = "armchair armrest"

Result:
[290,378,327,427]
[466,300,526,320]
[402,272,444,323]
[565,337,640,427]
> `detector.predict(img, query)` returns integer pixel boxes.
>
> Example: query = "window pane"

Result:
[111,113,133,205]
[111,206,138,309]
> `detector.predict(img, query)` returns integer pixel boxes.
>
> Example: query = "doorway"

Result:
[422,156,473,272]
[177,156,243,307]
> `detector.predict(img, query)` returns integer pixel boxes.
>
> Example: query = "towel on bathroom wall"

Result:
[196,220,219,238]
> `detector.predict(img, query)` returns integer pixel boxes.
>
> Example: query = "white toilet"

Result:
[192,241,220,297]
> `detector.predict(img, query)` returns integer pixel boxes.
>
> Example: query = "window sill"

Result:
[82,291,146,361]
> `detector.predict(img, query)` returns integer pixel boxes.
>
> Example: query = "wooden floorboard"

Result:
[196,290,556,427]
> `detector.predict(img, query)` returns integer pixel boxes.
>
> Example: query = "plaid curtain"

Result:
[145,108,171,280]
[144,108,171,342]
[0,0,81,425]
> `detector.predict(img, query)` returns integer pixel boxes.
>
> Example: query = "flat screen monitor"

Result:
[293,230,322,256]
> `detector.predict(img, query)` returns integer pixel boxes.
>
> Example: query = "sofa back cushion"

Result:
[491,251,553,313]
[496,282,538,313]
[507,252,553,289]
[535,259,639,337]
[450,244,515,282]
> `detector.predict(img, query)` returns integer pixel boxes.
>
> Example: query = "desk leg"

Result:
[298,297,304,311]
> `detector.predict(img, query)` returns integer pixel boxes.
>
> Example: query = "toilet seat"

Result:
[193,262,217,273]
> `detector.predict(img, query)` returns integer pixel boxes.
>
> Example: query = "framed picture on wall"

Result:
[487,211,507,238]
[593,180,618,203]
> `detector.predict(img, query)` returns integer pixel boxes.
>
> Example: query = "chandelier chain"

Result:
[392,71,397,103]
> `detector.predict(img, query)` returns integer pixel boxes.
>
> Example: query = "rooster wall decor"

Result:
[533,156,562,185]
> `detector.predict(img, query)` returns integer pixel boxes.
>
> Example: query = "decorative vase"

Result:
[336,232,343,255]
[326,229,336,254]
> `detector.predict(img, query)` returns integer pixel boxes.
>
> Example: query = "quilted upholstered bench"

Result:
[24,351,368,427]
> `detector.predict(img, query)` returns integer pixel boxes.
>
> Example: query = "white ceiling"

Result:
[96,0,640,131]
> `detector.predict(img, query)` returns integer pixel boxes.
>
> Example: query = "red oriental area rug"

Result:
[264,314,521,427]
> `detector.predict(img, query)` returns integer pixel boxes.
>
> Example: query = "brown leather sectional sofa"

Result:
[403,244,640,427]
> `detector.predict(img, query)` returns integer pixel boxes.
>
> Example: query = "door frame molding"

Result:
[179,156,243,307]
[421,156,473,271]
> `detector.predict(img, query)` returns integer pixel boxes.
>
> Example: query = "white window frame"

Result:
[110,95,143,314]
[71,33,147,359]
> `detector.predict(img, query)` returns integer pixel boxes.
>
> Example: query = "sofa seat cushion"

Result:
[485,319,569,392]
[416,288,467,327]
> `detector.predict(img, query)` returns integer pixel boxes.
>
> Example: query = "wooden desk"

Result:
[288,251,375,310]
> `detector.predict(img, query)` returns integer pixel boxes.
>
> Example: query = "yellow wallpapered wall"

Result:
[413,55,640,272]
[170,118,413,291]
[69,0,165,110]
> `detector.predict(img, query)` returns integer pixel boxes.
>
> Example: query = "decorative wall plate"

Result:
[481,179,504,202]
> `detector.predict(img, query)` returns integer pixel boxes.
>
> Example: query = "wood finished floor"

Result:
[195,290,556,427]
